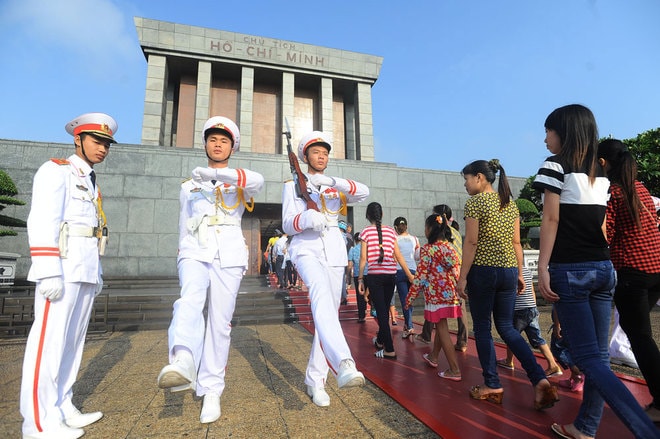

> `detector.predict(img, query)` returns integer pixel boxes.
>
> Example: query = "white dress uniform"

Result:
[20,153,105,436]
[282,174,369,389]
[168,166,264,398]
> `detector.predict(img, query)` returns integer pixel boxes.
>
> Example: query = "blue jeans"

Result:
[467,265,546,389]
[551,260,659,439]
[395,269,415,330]
[512,307,546,349]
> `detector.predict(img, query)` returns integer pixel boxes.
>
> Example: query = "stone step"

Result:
[0,275,364,337]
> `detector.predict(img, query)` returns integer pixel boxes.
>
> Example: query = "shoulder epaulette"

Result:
[284,179,293,183]
[181,177,192,184]
[50,158,70,165]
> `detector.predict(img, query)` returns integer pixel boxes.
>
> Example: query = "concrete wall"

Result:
[1,139,526,280]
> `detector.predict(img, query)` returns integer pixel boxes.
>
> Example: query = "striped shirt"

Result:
[533,155,610,263]
[606,181,660,273]
[514,266,537,310]
[360,225,398,274]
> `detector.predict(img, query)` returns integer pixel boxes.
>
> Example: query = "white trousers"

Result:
[294,255,353,388]
[168,258,243,397]
[20,282,96,436]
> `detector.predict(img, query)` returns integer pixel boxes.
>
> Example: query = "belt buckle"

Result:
[93,227,102,239]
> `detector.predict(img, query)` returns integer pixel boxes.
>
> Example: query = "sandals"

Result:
[550,423,582,439]
[438,369,462,382]
[469,385,504,404]
[558,374,584,393]
[402,328,415,339]
[372,336,384,349]
[534,384,560,411]
[375,349,397,360]
[422,353,438,368]
[544,365,564,377]
[496,358,515,370]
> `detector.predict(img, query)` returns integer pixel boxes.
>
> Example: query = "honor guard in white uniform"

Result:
[20,113,117,439]
[157,116,264,424]
[281,131,369,407]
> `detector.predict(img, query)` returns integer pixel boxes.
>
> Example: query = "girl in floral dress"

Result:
[406,214,462,381]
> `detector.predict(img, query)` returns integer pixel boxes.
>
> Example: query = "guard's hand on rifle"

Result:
[308,174,335,189]
[192,167,217,183]
[301,210,328,232]
[38,276,64,301]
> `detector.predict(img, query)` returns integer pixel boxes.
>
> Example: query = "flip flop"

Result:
[422,353,438,368]
[550,423,578,439]
[438,369,462,381]
[375,349,397,360]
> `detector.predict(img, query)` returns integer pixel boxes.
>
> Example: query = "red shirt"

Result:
[360,225,398,274]
[606,181,660,273]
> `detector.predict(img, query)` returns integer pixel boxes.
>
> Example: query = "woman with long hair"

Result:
[457,159,557,410]
[534,105,659,438]
[598,138,660,424]
[358,202,414,359]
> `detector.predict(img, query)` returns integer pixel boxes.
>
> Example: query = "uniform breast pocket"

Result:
[71,189,95,216]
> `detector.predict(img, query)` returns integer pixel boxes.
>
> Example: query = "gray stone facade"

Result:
[0,139,525,280]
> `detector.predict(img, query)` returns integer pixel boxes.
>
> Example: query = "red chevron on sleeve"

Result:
[293,213,302,232]
[30,247,60,257]
[347,179,356,195]
[236,168,246,188]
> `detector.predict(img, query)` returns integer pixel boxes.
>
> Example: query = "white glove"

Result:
[191,167,217,183]
[308,174,335,188]
[95,276,104,297]
[38,276,64,301]
[301,210,328,232]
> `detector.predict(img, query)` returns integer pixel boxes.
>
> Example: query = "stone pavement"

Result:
[0,324,438,438]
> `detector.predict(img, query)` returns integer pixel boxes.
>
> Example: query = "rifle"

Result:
[283,118,319,211]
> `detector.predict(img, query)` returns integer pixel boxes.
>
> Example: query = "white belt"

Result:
[207,215,240,226]
[68,224,102,238]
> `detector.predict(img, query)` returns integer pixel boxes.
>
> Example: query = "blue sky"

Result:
[1,0,659,178]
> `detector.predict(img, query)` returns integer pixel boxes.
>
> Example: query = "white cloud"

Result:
[1,0,139,70]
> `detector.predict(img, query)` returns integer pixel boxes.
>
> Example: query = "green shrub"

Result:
[0,170,27,237]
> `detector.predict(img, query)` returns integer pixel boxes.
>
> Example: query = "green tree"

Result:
[518,176,542,213]
[515,198,541,249]
[0,170,27,237]
[623,128,660,196]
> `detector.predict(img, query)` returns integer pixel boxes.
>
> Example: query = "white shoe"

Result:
[306,385,330,407]
[336,359,365,388]
[65,408,103,428]
[200,393,221,424]
[23,423,84,439]
[157,351,197,392]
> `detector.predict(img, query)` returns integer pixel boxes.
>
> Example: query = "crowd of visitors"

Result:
[19,109,660,438]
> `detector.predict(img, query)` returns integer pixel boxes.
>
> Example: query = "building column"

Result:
[356,82,375,162]
[239,66,254,152]
[141,54,168,146]
[193,61,212,149]
[320,77,334,155]
[281,72,295,155]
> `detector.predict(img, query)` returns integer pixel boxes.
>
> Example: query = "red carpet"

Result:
[300,314,652,439]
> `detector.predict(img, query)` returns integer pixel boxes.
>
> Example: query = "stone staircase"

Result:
[0,274,361,339]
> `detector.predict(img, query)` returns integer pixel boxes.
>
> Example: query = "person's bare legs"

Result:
[436,319,460,373]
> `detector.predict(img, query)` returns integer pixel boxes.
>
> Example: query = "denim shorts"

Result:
[512,307,546,349]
